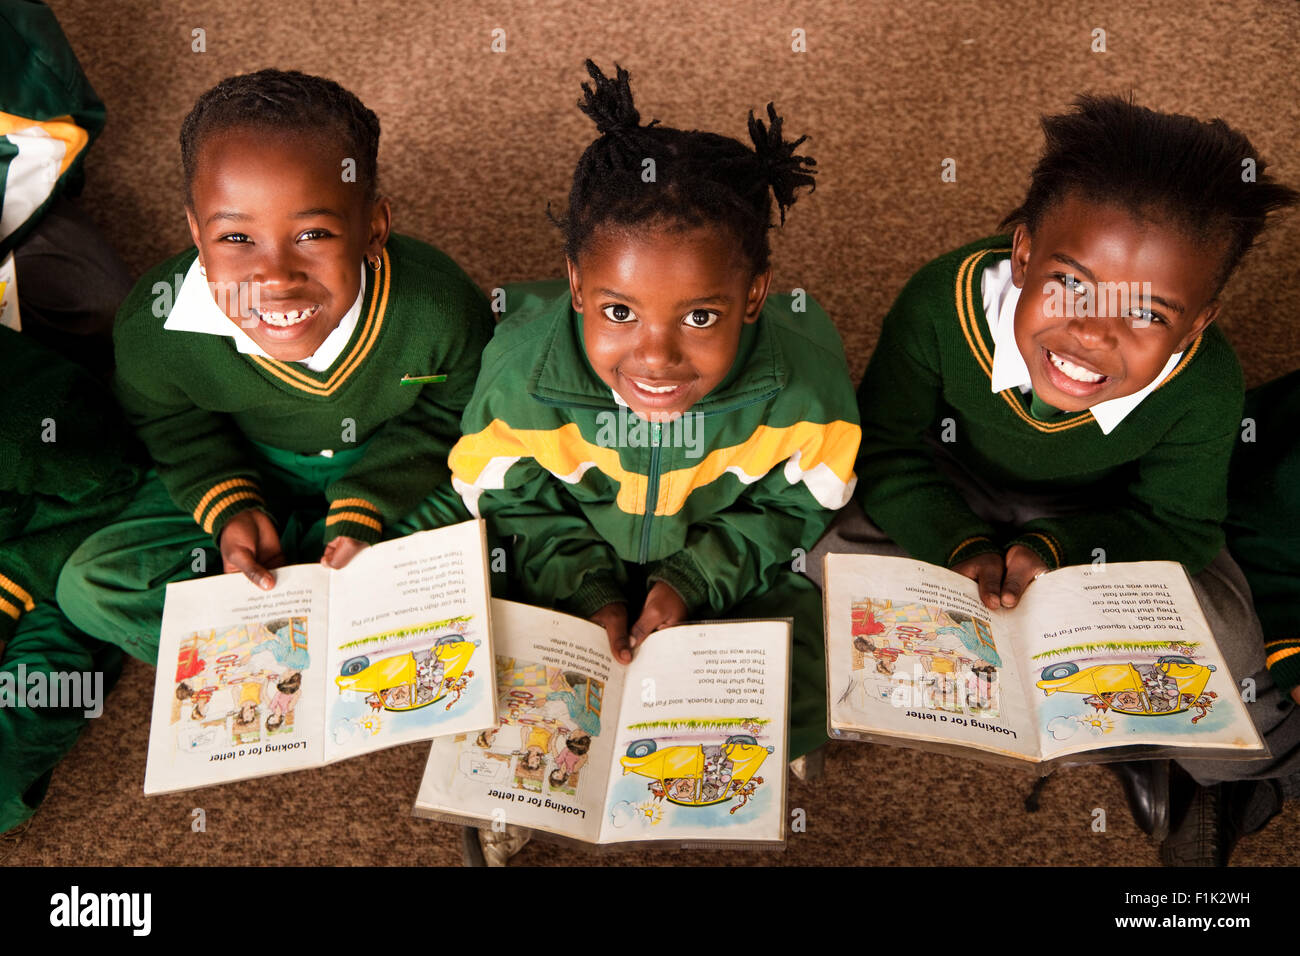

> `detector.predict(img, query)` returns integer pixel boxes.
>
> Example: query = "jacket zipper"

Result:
[638,421,662,563]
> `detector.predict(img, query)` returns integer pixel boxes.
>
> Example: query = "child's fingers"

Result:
[226,549,275,590]
[973,562,1003,610]
[606,624,633,664]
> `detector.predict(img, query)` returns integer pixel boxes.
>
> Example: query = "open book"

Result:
[414,600,790,850]
[144,520,497,794]
[824,554,1267,766]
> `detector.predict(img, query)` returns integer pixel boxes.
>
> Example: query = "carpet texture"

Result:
[6,0,1297,867]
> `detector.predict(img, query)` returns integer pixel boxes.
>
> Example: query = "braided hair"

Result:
[557,60,817,273]
[180,69,381,204]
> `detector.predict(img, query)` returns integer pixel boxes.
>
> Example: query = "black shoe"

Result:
[1159,779,1283,867]
[1107,760,1171,840]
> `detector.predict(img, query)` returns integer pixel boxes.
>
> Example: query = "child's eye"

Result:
[298,229,333,241]
[219,233,251,243]
[683,309,720,329]
[1126,309,1167,329]
[602,304,635,323]
[1054,273,1085,293]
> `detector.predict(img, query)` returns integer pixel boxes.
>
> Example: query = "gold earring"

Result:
[367,254,381,272]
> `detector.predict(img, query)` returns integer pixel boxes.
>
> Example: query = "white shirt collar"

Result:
[163,257,365,373]
[980,259,1181,435]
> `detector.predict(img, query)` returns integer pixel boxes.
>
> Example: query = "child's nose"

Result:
[1066,312,1118,349]
[635,327,683,369]
[252,242,308,288]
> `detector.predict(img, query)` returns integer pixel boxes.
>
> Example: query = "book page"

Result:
[824,554,1039,761]
[1011,562,1265,762]
[145,565,330,795]
[414,600,620,844]
[322,521,496,762]
[597,621,789,846]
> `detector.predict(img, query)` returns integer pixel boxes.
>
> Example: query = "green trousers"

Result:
[56,442,466,665]
[0,603,123,834]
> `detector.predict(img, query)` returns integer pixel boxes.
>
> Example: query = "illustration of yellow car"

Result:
[620,735,773,807]
[335,634,477,712]
[1036,655,1216,716]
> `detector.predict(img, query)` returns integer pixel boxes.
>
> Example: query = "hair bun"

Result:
[578,60,647,137]
[748,102,817,223]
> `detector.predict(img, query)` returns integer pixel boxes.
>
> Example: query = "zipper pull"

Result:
[651,422,662,445]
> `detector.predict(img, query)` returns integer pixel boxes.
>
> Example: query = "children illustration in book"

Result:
[166,618,310,754]
[839,598,1001,718]
[451,656,605,801]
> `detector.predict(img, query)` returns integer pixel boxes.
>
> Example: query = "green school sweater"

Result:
[113,233,494,544]
[451,281,861,619]
[856,236,1243,574]
[1226,370,1300,693]
[0,0,105,257]
[0,328,141,646]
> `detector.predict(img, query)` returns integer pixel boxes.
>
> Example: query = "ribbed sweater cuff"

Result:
[646,551,710,615]
[0,571,36,648]
[945,536,1001,568]
[1265,639,1300,694]
[324,498,384,545]
[1006,531,1064,570]
[188,477,266,540]
[566,573,627,620]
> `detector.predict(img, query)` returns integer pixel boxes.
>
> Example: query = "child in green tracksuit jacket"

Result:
[450,63,860,793]
[1,328,142,834]
[56,70,493,662]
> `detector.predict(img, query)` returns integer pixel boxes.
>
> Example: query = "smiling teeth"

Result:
[1048,350,1106,384]
[257,305,318,328]
[634,380,679,394]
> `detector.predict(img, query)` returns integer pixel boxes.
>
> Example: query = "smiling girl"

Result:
[58,70,493,662]
[450,61,860,777]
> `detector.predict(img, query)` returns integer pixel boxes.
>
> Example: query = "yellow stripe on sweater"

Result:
[248,248,391,396]
[331,498,381,514]
[325,511,382,532]
[954,248,1094,434]
[452,418,858,516]
[201,491,264,534]
[0,596,22,621]
[1265,645,1300,670]
[0,573,35,612]
[193,478,259,525]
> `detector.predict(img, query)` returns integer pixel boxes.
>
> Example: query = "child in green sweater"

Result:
[1,328,142,834]
[809,95,1297,860]
[57,70,493,662]
[452,62,859,864]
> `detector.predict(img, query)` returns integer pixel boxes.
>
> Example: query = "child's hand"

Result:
[591,602,630,663]
[322,535,370,570]
[952,552,1006,610]
[631,581,688,649]
[1001,545,1048,608]
[1292,686,1300,707]
[952,546,1048,610]
[219,510,285,590]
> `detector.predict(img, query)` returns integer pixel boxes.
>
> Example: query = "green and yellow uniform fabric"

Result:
[55,233,493,662]
[1,327,140,833]
[450,281,861,758]
[855,236,1244,574]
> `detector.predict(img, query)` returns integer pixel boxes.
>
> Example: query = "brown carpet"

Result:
[7,0,1298,866]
